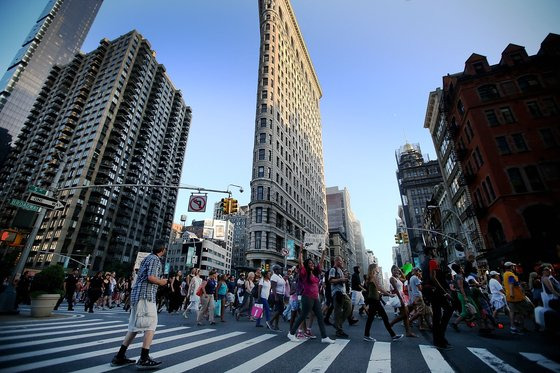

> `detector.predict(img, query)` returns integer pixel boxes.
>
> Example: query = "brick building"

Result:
[441,33,560,267]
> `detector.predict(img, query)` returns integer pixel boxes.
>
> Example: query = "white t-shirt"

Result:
[489,278,503,295]
[259,278,271,299]
[271,273,286,295]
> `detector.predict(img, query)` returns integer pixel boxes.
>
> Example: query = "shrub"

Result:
[29,265,65,298]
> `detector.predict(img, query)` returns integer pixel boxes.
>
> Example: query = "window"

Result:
[260,118,267,127]
[485,109,499,127]
[495,136,511,154]
[539,128,558,148]
[255,231,262,250]
[500,107,515,123]
[255,207,263,223]
[465,121,474,142]
[526,101,542,117]
[456,99,465,115]
[518,75,540,92]
[507,168,527,193]
[485,176,496,201]
[478,84,500,101]
[258,149,265,160]
[257,166,264,177]
[473,147,484,168]
[259,133,266,143]
[257,186,264,200]
[500,81,517,95]
[542,98,559,116]
[525,166,545,191]
[473,62,485,74]
[512,133,528,152]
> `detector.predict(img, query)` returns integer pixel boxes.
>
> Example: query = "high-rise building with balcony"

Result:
[0,31,191,272]
[247,0,327,268]
[0,0,103,169]
[395,143,443,264]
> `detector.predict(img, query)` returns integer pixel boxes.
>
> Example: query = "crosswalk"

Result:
[0,316,559,373]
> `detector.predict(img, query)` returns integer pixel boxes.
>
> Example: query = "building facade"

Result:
[247,0,327,269]
[395,143,443,264]
[424,88,486,262]
[437,34,560,267]
[326,187,355,268]
[0,31,191,272]
[0,0,103,169]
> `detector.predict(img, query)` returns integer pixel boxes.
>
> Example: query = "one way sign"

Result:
[27,193,65,210]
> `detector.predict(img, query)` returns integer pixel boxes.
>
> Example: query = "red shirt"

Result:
[299,264,321,299]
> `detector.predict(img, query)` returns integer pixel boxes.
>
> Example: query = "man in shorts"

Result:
[503,261,534,333]
[110,240,168,369]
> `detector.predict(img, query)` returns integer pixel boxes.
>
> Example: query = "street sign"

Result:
[27,193,65,210]
[10,198,41,212]
[28,185,48,195]
[281,248,289,257]
[188,195,207,212]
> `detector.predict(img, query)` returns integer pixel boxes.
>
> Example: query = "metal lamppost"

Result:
[427,205,474,257]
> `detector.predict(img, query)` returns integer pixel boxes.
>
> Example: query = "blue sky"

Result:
[1,0,559,273]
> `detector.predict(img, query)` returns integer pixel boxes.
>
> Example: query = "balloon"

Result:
[401,263,413,275]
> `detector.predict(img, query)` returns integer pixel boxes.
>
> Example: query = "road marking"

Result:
[2,324,159,350]
[0,326,191,363]
[157,334,276,373]
[520,352,560,373]
[0,314,85,329]
[74,330,240,373]
[225,338,306,373]
[299,339,350,373]
[468,348,520,373]
[367,341,391,373]
[419,345,455,373]
[0,319,107,334]
[0,328,216,373]
[0,321,124,341]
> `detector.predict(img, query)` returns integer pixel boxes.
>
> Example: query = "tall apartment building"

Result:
[423,88,485,262]
[435,34,560,267]
[247,0,327,268]
[212,202,251,272]
[0,0,103,169]
[0,31,191,272]
[395,143,443,264]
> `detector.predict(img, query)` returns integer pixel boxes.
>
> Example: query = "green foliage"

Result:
[29,265,65,298]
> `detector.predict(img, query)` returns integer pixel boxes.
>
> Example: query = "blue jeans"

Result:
[256,297,271,326]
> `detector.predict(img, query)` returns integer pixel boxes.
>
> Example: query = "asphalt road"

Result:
[1,302,559,372]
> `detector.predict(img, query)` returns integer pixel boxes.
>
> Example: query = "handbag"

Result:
[134,300,152,329]
[251,303,264,319]
[214,299,222,317]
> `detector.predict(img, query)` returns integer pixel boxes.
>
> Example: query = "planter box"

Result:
[30,294,60,317]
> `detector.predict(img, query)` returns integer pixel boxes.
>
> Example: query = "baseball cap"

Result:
[489,270,499,276]
[504,261,516,267]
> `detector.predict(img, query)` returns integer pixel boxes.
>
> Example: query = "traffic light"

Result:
[229,199,238,214]
[221,198,231,214]
[265,263,270,272]
[402,232,409,244]
[1,230,17,243]
[394,233,402,244]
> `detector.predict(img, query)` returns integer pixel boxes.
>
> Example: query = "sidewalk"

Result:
[0,309,73,323]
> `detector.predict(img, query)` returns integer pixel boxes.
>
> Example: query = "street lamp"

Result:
[227,184,244,194]
[427,205,474,256]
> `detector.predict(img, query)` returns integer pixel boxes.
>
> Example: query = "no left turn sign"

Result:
[188,195,207,212]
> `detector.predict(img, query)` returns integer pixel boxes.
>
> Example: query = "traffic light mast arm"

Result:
[58,183,238,196]
[402,227,468,247]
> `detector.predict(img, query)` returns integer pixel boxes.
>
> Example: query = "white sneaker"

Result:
[287,332,299,342]
[321,337,335,344]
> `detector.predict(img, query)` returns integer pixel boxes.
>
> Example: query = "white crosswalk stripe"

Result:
[0,321,124,341]
[73,331,242,373]
[419,345,455,373]
[0,326,189,363]
[0,319,108,334]
[520,352,560,373]
[367,341,391,373]
[467,347,521,373]
[225,338,306,373]
[299,339,350,373]
[0,317,89,330]
[157,334,277,373]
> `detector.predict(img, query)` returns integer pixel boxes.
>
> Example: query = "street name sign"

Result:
[10,198,41,212]
[28,185,48,195]
[27,193,65,210]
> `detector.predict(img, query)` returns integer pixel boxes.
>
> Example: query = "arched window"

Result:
[488,218,506,248]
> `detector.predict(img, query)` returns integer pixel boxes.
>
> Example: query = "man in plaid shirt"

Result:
[111,239,168,369]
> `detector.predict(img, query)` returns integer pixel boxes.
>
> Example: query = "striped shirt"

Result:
[130,253,162,306]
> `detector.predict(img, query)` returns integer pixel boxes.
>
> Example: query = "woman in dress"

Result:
[389,265,417,337]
